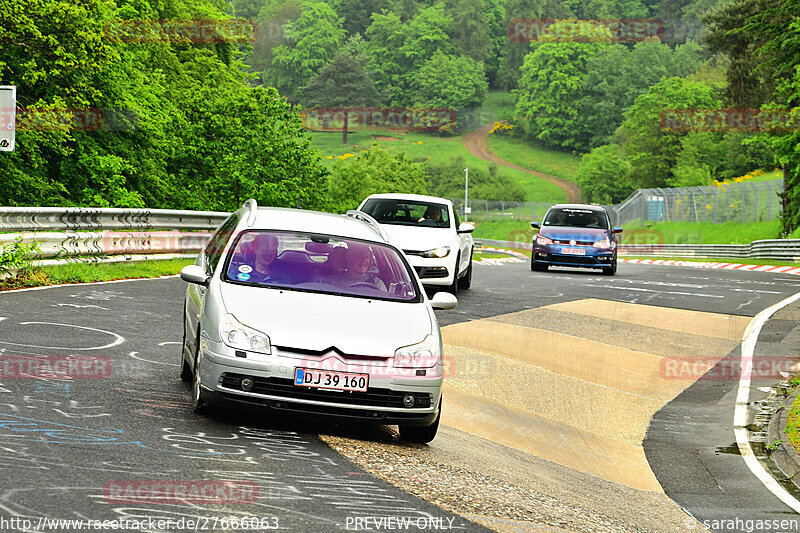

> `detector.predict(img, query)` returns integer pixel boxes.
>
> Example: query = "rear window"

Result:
[543,208,608,229]
[223,231,421,302]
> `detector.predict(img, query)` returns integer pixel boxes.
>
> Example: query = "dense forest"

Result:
[1,0,798,231]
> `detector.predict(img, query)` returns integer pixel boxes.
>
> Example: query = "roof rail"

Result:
[243,199,258,227]
[344,210,390,241]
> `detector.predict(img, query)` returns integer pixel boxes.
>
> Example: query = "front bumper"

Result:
[532,244,615,268]
[405,255,454,287]
[197,339,443,426]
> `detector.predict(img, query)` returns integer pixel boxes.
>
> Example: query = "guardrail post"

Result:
[741,185,745,223]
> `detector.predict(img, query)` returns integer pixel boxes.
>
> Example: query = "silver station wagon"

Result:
[179,200,457,443]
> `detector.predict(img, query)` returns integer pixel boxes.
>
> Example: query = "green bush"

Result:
[0,238,41,276]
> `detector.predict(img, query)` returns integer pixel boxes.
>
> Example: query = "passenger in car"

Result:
[249,233,279,281]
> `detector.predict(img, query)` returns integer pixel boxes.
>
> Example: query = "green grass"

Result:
[471,218,786,245]
[621,220,783,244]
[0,258,194,291]
[309,130,567,203]
[471,219,535,242]
[470,90,516,124]
[486,135,582,183]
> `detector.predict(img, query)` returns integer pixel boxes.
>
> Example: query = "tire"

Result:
[531,259,548,272]
[191,330,211,414]
[602,257,617,276]
[446,254,460,295]
[180,304,192,383]
[399,398,441,444]
[457,250,472,290]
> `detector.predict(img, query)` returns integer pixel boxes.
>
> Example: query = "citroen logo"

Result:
[569,240,576,245]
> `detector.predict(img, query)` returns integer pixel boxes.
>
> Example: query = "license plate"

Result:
[294,368,368,392]
[561,247,586,255]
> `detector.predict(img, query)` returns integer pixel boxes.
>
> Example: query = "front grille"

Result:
[551,254,597,265]
[220,374,432,408]
[414,266,448,279]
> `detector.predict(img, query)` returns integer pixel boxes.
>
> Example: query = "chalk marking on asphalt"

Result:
[54,303,111,311]
[734,290,800,513]
[157,341,181,346]
[128,351,179,367]
[0,275,180,294]
[584,285,724,298]
[0,322,125,351]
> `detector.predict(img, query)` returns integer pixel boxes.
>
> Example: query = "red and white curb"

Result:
[472,247,526,265]
[621,258,800,275]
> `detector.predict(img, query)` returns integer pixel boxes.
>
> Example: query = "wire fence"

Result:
[612,179,783,227]
[451,178,784,227]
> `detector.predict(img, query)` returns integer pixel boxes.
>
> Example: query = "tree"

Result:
[266,2,346,101]
[339,0,392,36]
[444,0,492,66]
[580,40,703,148]
[412,51,488,112]
[424,156,526,201]
[301,38,380,108]
[514,20,608,150]
[327,146,428,212]
[364,5,452,106]
[496,0,546,89]
[577,144,633,204]
[617,77,722,188]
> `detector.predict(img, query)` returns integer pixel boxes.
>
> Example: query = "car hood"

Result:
[380,225,453,252]
[219,283,432,356]
[538,226,609,241]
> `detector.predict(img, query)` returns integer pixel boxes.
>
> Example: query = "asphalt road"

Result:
[1,261,799,532]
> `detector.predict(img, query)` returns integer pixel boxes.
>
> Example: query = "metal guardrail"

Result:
[1,231,214,259]
[0,207,227,268]
[0,207,228,232]
[476,238,800,261]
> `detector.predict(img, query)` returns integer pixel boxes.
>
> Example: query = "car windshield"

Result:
[360,199,451,229]
[223,231,419,301]
[543,208,608,229]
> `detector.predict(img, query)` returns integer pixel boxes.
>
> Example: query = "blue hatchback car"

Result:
[530,204,622,275]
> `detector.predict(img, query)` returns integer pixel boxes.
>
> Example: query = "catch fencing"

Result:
[452,178,783,227]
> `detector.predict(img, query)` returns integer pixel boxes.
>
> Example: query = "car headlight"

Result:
[219,314,271,354]
[535,234,553,245]
[394,335,440,368]
[593,238,612,249]
[421,246,450,258]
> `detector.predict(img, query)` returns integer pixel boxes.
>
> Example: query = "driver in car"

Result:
[339,243,387,291]
[418,206,443,225]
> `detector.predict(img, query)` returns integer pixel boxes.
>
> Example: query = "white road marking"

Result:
[128,351,179,367]
[734,291,800,513]
[0,322,125,351]
[53,303,111,311]
[157,341,181,346]
[585,284,724,298]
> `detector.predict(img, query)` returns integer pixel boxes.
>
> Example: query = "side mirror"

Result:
[457,223,475,234]
[612,227,623,234]
[180,265,210,287]
[531,222,540,229]
[430,292,458,310]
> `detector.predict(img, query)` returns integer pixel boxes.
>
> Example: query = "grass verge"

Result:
[485,135,582,183]
[0,258,194,292]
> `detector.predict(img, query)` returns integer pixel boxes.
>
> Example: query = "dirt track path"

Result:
[463,123,582,203]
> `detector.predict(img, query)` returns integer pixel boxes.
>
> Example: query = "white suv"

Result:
[179,200,457,443]
[357,194,475,294]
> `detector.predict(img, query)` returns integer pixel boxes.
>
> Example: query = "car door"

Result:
[451,207,472,275]
[186,213,238,355]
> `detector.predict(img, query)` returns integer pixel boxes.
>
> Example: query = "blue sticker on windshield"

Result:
[237,272,251,281]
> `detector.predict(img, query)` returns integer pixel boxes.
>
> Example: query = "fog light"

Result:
[403,394,416,408]
[241,377,254,392]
